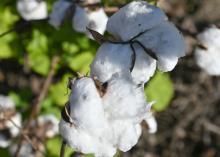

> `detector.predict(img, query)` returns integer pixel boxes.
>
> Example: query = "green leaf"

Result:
[67,52,93,74]
[145,71,174,111]
[0,41,13,58]
[9,89,33,109]
[29,51,50,75]
[26,30,50,75]
[62,42,79,55]
[49,74,71,106]
[0,148,10,157]
[46,137,72,157]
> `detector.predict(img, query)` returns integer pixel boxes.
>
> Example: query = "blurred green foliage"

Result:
[145,71,174,112]
[0,0,172,157]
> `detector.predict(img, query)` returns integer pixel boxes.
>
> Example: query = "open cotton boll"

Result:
[59,119,116,157]
[73,7,108,37]
[107,1,167,41]
[91,42,156,84]
[10,143,35,157]
[17,0,48,20]
[0,96,21,148]
[195,27,220,75]
[0,95,15,109]
[136,21,186,71]
[49,0,73,29]
[72,6,90,33]
[69,77,109,137]
[37,115,59,138]
[103,72,151,121]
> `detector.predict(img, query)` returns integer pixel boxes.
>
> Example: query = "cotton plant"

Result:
[195,26,220,75]
[49,0,108,37]
[59,1,185,157]
[17,0,48,20]
[0,95,21,148]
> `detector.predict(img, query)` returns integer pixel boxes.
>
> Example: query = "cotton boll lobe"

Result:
[109,120,142,152]
[91,42,156,84]
[59,120,116,157]
[72,6,90,33]
[136,21,186,71]
[72,7,108,38]
[107,1,167,41]
[131,43,157,84]
[195,27,220,75]
[69,77,109,137]
[17,0,48,21]
[86,9,108,36]
[91,43,133,83]
[49,0,73,29]
[103,72,151,121]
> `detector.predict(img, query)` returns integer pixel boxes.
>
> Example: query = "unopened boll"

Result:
[17,0,48,20]
[49,0,73,29]
[59,77,116,157]
[91,42,156,84]
[195,27,220,75]
[106,1,186,72]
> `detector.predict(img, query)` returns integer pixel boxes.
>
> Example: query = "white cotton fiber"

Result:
[195,27,220,75]
[102,72,150,121]
[17,0,48,20]
[107,0,167,41]
[91,42,156,84]
[49,0,73,29]
[136,21,186,71]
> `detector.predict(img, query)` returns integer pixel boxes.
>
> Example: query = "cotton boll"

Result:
[0,95,15,109]
[49,0,73,29]
[86,9,108,35]
[91,43,133,83]
[10,143,35,157]
[72,6,90,33]
[59,120,116,157]
[0,96,21,148]
[17,0,48,21]
[195,27,220,75]
[107,1,167,41]
[37,115,59,138]
[91,42,156,84]
[103,72,151,121]
[69,77,109,137]
[73,7,108,37]
[110,120,142,152]
[136,21,186,71]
